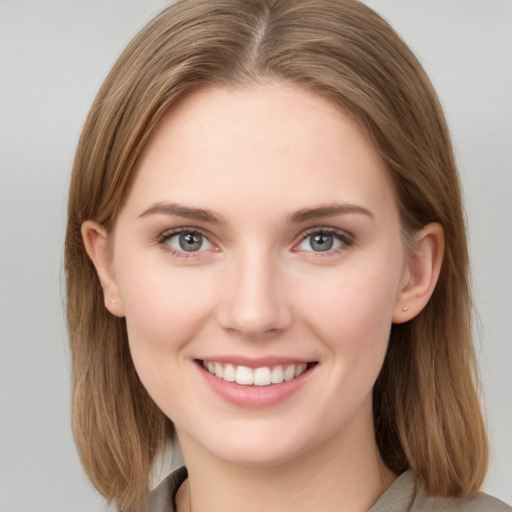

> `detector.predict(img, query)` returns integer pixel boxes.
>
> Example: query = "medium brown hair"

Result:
[65,0,488,509]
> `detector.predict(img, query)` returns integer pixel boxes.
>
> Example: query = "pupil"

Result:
[311,233,333,251]
[179,233,202,251]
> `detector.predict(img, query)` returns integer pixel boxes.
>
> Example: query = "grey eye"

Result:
[166,231,212,252]
[179,233,203,251]
[297,232,344,252]
[310,233,334,251]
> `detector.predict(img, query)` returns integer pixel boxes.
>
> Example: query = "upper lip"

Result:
[195,356,315,368]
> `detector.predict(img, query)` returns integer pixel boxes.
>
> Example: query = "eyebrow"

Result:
[138,202,225,224]
[138,201,373,224]
[288,203,374,223]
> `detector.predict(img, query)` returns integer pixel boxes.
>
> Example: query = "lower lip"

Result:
[196,362,314,408]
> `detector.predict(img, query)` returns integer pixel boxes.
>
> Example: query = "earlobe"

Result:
[81,220,125,317]
[392,223,444,323]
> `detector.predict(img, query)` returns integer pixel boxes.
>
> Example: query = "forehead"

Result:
[123,83,396,223]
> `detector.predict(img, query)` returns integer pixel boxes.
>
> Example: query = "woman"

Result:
[65,0,510,511]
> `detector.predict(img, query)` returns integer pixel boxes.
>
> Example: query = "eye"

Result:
[296,229,351,253]
[161,229,213,254]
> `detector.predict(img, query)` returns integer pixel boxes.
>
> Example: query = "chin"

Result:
[217,445,303,468]
[197,426,317,468]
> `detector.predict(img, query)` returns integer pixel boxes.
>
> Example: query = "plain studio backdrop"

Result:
[0,1,510,511]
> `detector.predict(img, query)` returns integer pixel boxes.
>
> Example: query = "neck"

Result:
[176,401,396,512]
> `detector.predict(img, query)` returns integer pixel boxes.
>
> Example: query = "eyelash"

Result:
[156,227,215,259]
[296,227,353,255]
[156,226,353,258]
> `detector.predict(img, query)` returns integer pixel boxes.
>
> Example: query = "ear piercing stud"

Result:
[110,298,117,304]
[402,306,408,311]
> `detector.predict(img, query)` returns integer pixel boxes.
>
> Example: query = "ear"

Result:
[392,222,444,323]
[81,220,125,317]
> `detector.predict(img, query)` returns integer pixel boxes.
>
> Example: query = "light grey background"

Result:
[0,1,510,510]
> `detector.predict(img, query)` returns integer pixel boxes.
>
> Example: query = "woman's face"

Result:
[101,84,412,466]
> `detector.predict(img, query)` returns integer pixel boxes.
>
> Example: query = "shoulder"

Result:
[412,477,511,512]
[137,466,188,512]
[414,492,511,511]
[371,470,511,512]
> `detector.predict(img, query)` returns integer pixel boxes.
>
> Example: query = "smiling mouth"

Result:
[198,360,316,386]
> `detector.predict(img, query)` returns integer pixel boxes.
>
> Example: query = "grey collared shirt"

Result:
[137,466,510,512]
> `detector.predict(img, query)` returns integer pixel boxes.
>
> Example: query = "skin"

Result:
[83,83,444,512]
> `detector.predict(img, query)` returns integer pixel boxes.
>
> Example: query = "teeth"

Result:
[202,361,309,386]
[271,366,284,384]
[223,363,236,382]
[253,367,272,386]
[214,362,223,378]
[295,363,307,377]
[235,365,253,385]
[283,365,295,381]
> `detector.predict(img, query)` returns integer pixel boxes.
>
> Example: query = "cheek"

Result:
[116,261,216,377]
[116,264,223,421]
[298,258,402,369]
[120,254,207,329]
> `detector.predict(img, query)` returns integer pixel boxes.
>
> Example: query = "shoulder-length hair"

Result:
[65,0,488,509]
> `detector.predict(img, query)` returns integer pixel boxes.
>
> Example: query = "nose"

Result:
[217,248,293,339]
